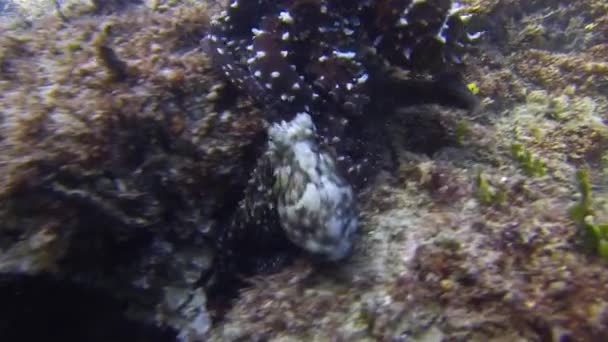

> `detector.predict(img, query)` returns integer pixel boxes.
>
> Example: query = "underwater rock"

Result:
[0,2,264,339]
[7,0,606,341]
[0,273,175,341]
[157,286,211,341]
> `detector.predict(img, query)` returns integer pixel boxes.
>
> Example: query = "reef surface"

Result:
[0,0,607,341]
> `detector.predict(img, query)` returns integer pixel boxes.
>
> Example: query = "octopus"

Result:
[206,0,481,263]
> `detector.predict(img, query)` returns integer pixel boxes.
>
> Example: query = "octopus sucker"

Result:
[207,0,480,262]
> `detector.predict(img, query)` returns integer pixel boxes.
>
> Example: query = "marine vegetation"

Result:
[569,168,608,259]
[511,142,546,177]
[474,168,506,206]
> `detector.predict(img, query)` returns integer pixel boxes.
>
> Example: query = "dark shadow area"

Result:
[0,273,175,342]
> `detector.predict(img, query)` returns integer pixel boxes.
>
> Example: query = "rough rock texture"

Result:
[0,1,262,340]
[1,0,608,341]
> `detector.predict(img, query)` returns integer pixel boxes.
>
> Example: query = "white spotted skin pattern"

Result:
[268,113,357,260]
[205,0,480,127]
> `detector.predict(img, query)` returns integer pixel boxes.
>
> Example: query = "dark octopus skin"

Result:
[208,0,478,120]
[206,0,480,265]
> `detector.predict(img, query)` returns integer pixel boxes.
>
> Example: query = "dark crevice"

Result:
[0,273,175,342]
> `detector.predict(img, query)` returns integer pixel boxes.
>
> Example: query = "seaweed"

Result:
[511,142,546,177]
[569,168,608,259]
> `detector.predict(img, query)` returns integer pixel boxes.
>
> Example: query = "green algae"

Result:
[475,169,506,206]
[569,168,608,259]
[511,143,546,177]
[455,120,471,145]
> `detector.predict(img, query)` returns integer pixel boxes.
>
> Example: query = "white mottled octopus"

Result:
[207,0,480,260]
